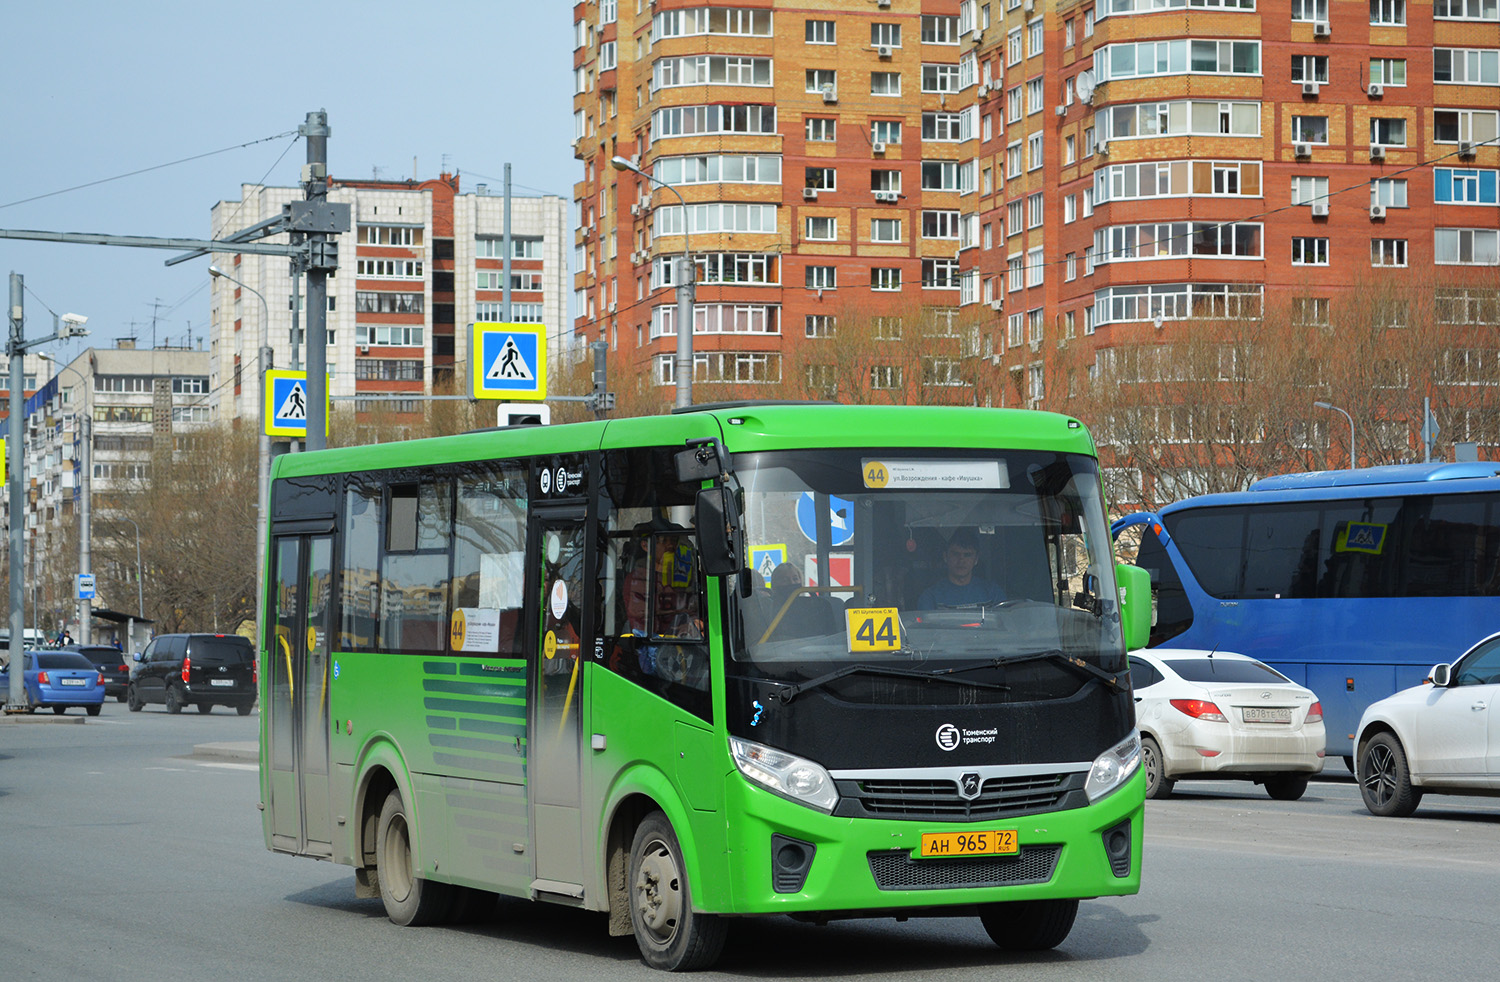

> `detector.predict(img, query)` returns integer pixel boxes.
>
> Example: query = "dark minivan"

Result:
[128,634,257,715]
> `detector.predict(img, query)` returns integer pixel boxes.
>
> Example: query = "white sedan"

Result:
[1129,649,1326,800]
[1354,631,1500,817]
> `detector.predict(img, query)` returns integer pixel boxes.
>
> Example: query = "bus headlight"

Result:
[1085,730,1142,802]
[730,736,839,813]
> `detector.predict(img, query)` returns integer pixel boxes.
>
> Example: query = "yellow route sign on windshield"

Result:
[846,607,901,653]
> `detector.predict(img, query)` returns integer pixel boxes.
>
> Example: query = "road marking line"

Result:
[196,761,258,771]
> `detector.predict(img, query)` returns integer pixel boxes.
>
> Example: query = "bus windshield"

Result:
[729,448,1124,701]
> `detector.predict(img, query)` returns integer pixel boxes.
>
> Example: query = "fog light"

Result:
[1102,819,1132,878]
[771,834,815,894]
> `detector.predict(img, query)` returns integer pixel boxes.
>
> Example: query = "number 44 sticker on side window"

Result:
[846,607,902,653]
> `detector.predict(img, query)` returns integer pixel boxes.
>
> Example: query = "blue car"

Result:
[0,650,106,715]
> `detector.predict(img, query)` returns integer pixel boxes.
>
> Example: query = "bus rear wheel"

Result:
[979,898,1079,951]
[628,811,726,971]
[375,790,452,926]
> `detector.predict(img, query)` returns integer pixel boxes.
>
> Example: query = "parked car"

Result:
[1354,631,1500,817]
[128,633,256,715]
[58,645,131,701]
[1128,649,1326,800]
[0,650,107,715]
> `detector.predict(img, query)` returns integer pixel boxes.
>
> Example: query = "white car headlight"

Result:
[1085,730,1142,802]
[730,736,839,813]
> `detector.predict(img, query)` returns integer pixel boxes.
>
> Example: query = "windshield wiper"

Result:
[774,663,1010,704]
[937,649,1129,692]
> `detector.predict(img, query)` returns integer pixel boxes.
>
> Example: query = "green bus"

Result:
[259,403,1149,970]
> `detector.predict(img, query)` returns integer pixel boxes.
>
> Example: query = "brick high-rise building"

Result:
[574,0,1498,442]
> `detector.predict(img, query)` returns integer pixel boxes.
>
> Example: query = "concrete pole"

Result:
[79,411,91,644]
[302,111,329,453]
[503,162,512,322]
[8,273,27,708]
[258,345,272,645]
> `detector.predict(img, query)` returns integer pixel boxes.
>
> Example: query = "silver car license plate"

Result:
[210,679,235,687]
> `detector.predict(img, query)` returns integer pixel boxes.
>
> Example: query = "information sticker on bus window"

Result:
[861,459,1009,490]
[846,607,901,653]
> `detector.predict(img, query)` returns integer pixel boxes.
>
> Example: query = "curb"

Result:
[192,741,259,762]
[0,713,87,724]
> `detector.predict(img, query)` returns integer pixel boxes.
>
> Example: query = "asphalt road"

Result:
[3,709,1498,981]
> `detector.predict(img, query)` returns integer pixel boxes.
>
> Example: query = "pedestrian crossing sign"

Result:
[264,370,330,438]
[472,322,547,401]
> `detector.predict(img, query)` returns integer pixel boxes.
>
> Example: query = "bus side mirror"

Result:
[695,485,743,577]
[676,440,725,483]
[1115,563,1151,652]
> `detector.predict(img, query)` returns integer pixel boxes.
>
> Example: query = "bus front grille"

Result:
[866,845,1061,890]
[836,772,1084,822]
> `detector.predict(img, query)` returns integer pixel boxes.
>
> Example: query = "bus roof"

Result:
[1250,462,1500,492]
[270,404,1099,479]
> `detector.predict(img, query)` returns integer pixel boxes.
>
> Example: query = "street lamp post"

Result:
[610,155,694,409]
[1314,401,1357,470]
[209,265,272,645]
[118,515,144,620]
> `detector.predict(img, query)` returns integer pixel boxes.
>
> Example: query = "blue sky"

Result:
[0,1,576,363]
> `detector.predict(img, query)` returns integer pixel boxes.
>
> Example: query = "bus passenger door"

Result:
[267,534,335,857]
[530,509,589,896]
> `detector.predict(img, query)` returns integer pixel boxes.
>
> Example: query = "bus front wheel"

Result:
[627,811,726,971]
[979,898,1079,951]
[375,790,453,926]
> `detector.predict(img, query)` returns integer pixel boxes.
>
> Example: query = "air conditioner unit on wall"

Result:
[1311,201,1329,217]
[1370,143,1387,160]
[874,190,898,203]
[1458,141,1477,157]
[1367,82,1384,97]
[977,83,990,97]
[1370,204,1387,219]
[877,45,893,59]
[1295,142,1313,157]
[630,202,643,216]
[1301,81,1320,97]
[1313,21,1331,37]
[802,187,818,200]
[822,83,837,104]
[1055,104,1066,116]
[872,141,887,154]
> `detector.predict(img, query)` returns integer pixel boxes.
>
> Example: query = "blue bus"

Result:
[1112,463,1500,768]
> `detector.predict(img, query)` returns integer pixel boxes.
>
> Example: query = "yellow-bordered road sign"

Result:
[472,322,547,401]
[265,370,331,437]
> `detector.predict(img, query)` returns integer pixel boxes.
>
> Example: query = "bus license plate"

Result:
[1242,707,1291,723]
[919,829,1018,858]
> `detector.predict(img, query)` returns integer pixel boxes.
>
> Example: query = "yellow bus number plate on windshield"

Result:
[846,608,901,652]
[920,829,1018,858]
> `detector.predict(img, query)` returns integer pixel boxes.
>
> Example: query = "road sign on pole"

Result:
[265,370,331,438]
[76,573,96,600]
[472,322,547,401]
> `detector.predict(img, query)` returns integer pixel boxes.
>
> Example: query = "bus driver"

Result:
[917,528,1005,609]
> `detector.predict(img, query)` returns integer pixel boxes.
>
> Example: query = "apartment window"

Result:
[923,112,964,141]
[923,257,960,288]
[806,118,836,142]
[1292,237,1330,265]
[1292,116,1329,144]
[982,113,993,142]
[1008,254,1024,292]
[1293,297,1331,326]
[1065,195,1078,223]
[1007,28,1022,66]
[1435,109,1500,144]
[983,223,993,249]
[872,169,902,192]
[1371,118,1408,145]
[1027,132,1043,170]
[1436,167,1500,204]
[922,161,960,190]
[1026,78,1043,114]
[1434,0,1499,18]
[1027,192,1044,228]
[1084,126,1095,156]
[922,14,960,43]
[1027,308,1044,343]
[1435,228,1500,264]
[872,267,902,291]
[1369,0,1406,25]
[806,19,835,44]
[922,64,959,92]
[1371,239,1408,266]
[1027,19,1043,58]
[870,365,902,389]
[1066,253,1078,280]
[1027,247,1044,286]
[805,266,837,289]
[806,69,837,93]
[871,120,903,144]
[600,41,617,71]
[1370,58,1407,86]
[872,71,902,96]
[1292,56,1329,83]
[923,210,961,239]
[805,167,836,191]
[1007,313,1024,347]
[871,23,901,47]
[806,315,835,337]
[1292,176,1330,205]
[1370,177,1409,207]
[1028,365,1044,403]
[1292,0,1328,18]
[1006,142,1022,178]
[1066,19,1076,47]
[1083,188,1094,216]
[1435,49,1500,85]
[871,218,902,243]
[1065,135,1077,164]
[805,217,837,241]
[1007,200,1023,235]
[1100,39,1262,81]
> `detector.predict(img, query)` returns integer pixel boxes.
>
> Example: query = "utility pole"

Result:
[302,111,332,453]
[503,163,512,322]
